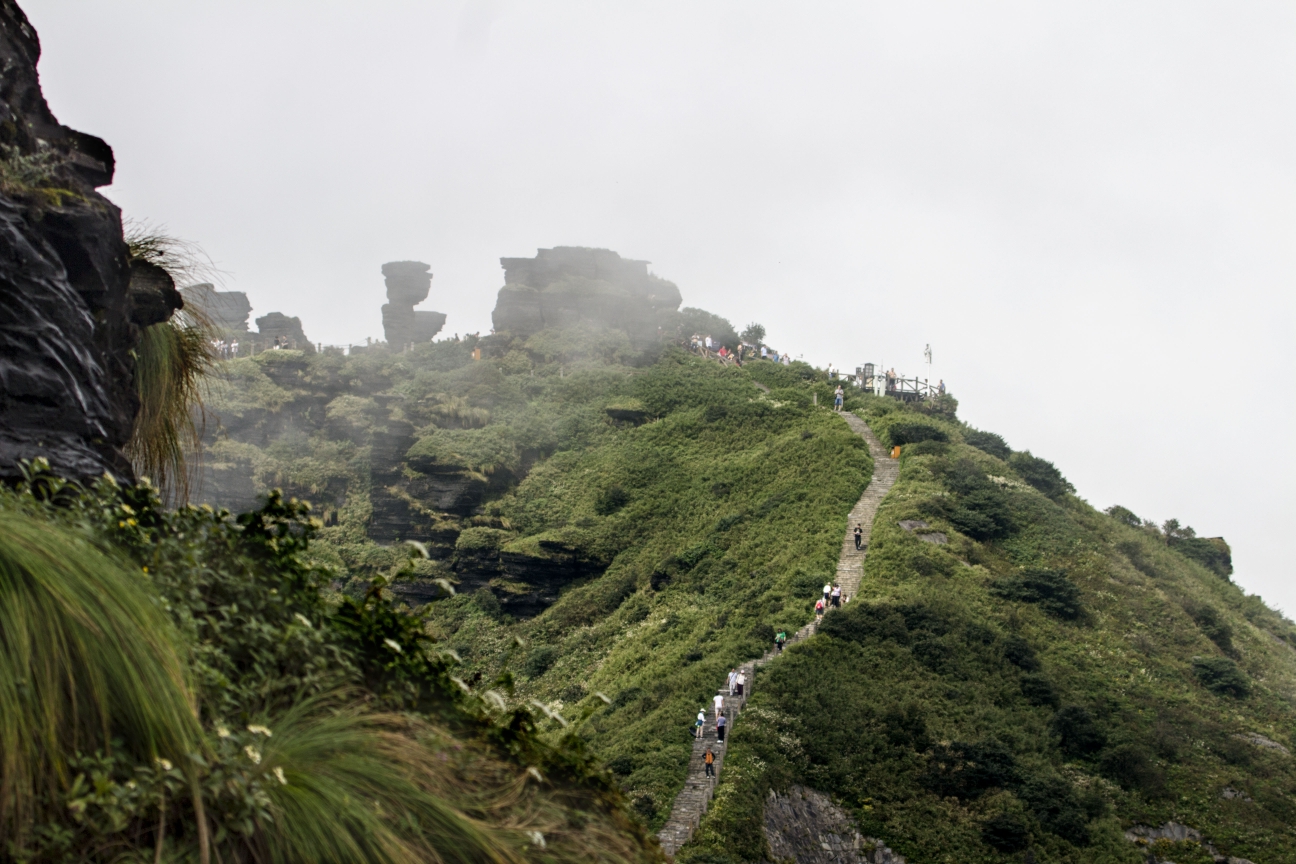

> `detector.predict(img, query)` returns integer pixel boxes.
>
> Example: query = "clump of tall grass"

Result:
[124,222,222,504]
[0,509,200,842]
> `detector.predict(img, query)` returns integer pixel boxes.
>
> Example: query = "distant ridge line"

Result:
[655,413,899,857]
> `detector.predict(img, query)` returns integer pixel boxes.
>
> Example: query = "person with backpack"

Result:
[695,710,706,739]
[815,598,826,621]
[775,630,787,652]
[704,747,715,777]
[716,714,727,744]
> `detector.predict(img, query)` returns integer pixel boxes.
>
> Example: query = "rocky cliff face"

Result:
[0,0,169,484]
[491,247,682,345]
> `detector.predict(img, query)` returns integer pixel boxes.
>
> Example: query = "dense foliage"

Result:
[682,398,1296,864]
[0,464,657,863]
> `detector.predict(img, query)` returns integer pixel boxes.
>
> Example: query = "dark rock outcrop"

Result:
[181,283,251,332]
[0,1,157,484]
[491,246,682,344]
[380,261,445,348]
[764,786,905,864]
[254,311,313,352]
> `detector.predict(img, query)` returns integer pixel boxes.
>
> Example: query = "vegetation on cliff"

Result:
[682,399,1296,864]
[0,465,657,863]
[198,326,876,828]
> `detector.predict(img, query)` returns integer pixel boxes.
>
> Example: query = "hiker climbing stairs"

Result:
[655,414,899,857]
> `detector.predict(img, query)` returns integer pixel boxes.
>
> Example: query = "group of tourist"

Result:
[685,335,794,368]
[815,580,844,621]
[211,338,240,360]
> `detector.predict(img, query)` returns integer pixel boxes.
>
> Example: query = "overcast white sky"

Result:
[26,1,1295,613]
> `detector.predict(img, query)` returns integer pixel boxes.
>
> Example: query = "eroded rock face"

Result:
[254,311,313,352]
[0,0,154,484]
[764,786,905,864]
[491,246,682,344]
[380,261,445,348]
[181,283,251,332]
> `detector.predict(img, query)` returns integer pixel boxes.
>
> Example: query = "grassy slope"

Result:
[202,339,875,829]
[685,403,1296,864]
[423,354,873,827]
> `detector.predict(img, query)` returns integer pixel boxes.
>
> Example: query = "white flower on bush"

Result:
[384,638,403,653]
[273,766,287,785]
[247,724,272,737]
[244,746,262,765]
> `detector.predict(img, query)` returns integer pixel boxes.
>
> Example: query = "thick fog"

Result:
[26,2,1295,613]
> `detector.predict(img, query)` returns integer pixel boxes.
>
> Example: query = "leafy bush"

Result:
[887,422,949,447]
[594,484,630,516]
[1018,774,1090,846]
[1099,743,1166,796]
[1020,673,1060,708]
[1051,706,1106,757]
[1192,656,1250,698]
[1008,451,1074,499]
[923,740,1019,799]
[1185,602,1234,654]
[964,429,1010,460]
[992,568,1083,621]
[1173,536,1234,579]
[981,812,1030,853]
[1003,635,1040,671]
[524,646,560,678]
[1105,504,1141,527]
[924,458,1015,541]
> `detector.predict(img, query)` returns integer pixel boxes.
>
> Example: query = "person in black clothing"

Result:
[853,525,863,550]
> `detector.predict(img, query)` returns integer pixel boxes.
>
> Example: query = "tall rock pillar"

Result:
[381,261,445,348]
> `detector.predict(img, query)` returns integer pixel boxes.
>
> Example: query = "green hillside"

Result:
[193,296,1296,863]
[201,327,875,826]
[683,403,1296,864]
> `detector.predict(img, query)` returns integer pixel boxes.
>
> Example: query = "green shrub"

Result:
[1185,602,1234,653]
[1105,504,1141,527]
[922,739,1019,799]
[524,645,560,678]
[964,429,1010,460]
[886,422,949,447]
[1051,706,1106,757]
[1020,673,1060,708]
[1173,536,1234,579]
[1192,656,1250,698]
[1099,743,1166,796]
[981,812,1030,853]
[594,484,630,515]
[992,568,1083,620]
[1008,451,1074,499]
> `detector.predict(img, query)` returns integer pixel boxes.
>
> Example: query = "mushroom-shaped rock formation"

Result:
[381,261,446,348]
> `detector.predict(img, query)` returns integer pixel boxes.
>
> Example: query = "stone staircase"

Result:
[655,413,899,857]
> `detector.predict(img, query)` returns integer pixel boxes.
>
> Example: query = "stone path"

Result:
[655,413,899,857]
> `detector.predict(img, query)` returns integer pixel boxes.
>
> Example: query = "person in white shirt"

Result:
[713,692,724,719]
[727,668,738,695]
